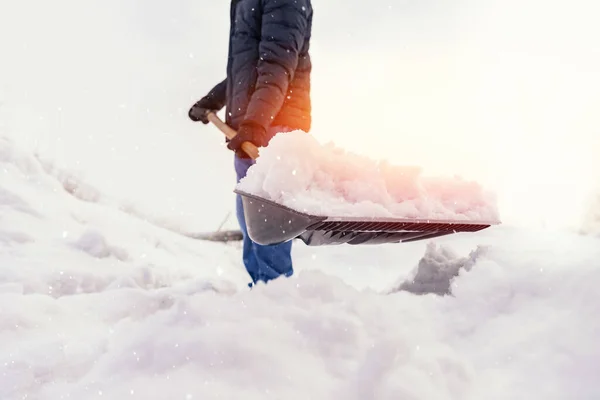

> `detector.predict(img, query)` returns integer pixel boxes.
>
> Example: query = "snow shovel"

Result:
[206,112,498,247]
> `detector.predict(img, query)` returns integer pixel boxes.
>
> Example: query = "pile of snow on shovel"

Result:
[236,131,499,222]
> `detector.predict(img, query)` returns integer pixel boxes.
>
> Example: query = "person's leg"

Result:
[234,155,259,284]
[252,239,293,283]
[250,124,294,283]
[234,126,295,285]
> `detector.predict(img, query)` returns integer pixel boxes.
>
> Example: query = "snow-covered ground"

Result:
[2,0,600,399]
[2,135,600,399]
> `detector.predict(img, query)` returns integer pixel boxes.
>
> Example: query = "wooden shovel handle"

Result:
[206,112,260,159]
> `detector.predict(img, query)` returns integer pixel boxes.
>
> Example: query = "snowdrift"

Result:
[237,131,499,223]
[2,130,600,400]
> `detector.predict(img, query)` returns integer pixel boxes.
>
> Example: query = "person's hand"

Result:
[227,121,268,158]
[188,98,217,124]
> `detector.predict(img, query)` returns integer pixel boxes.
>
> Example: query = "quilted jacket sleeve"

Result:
[242,0,310,130]
[204,78,227,111]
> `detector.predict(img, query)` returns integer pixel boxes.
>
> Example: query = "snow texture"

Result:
[580,189,600,236]
[237,131,500,222]
[390,243,487,296]
[2,136,600,400]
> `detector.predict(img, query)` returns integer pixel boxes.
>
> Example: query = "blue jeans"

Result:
[234,130,293,285]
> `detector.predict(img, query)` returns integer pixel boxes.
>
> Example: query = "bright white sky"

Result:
[1,0,598,231]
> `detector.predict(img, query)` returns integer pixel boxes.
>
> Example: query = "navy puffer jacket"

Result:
[205,0,313,133]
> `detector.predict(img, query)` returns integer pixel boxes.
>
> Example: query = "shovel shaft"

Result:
[206,112,260,159]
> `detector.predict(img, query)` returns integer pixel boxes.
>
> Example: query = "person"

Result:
[188,0,313,287]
